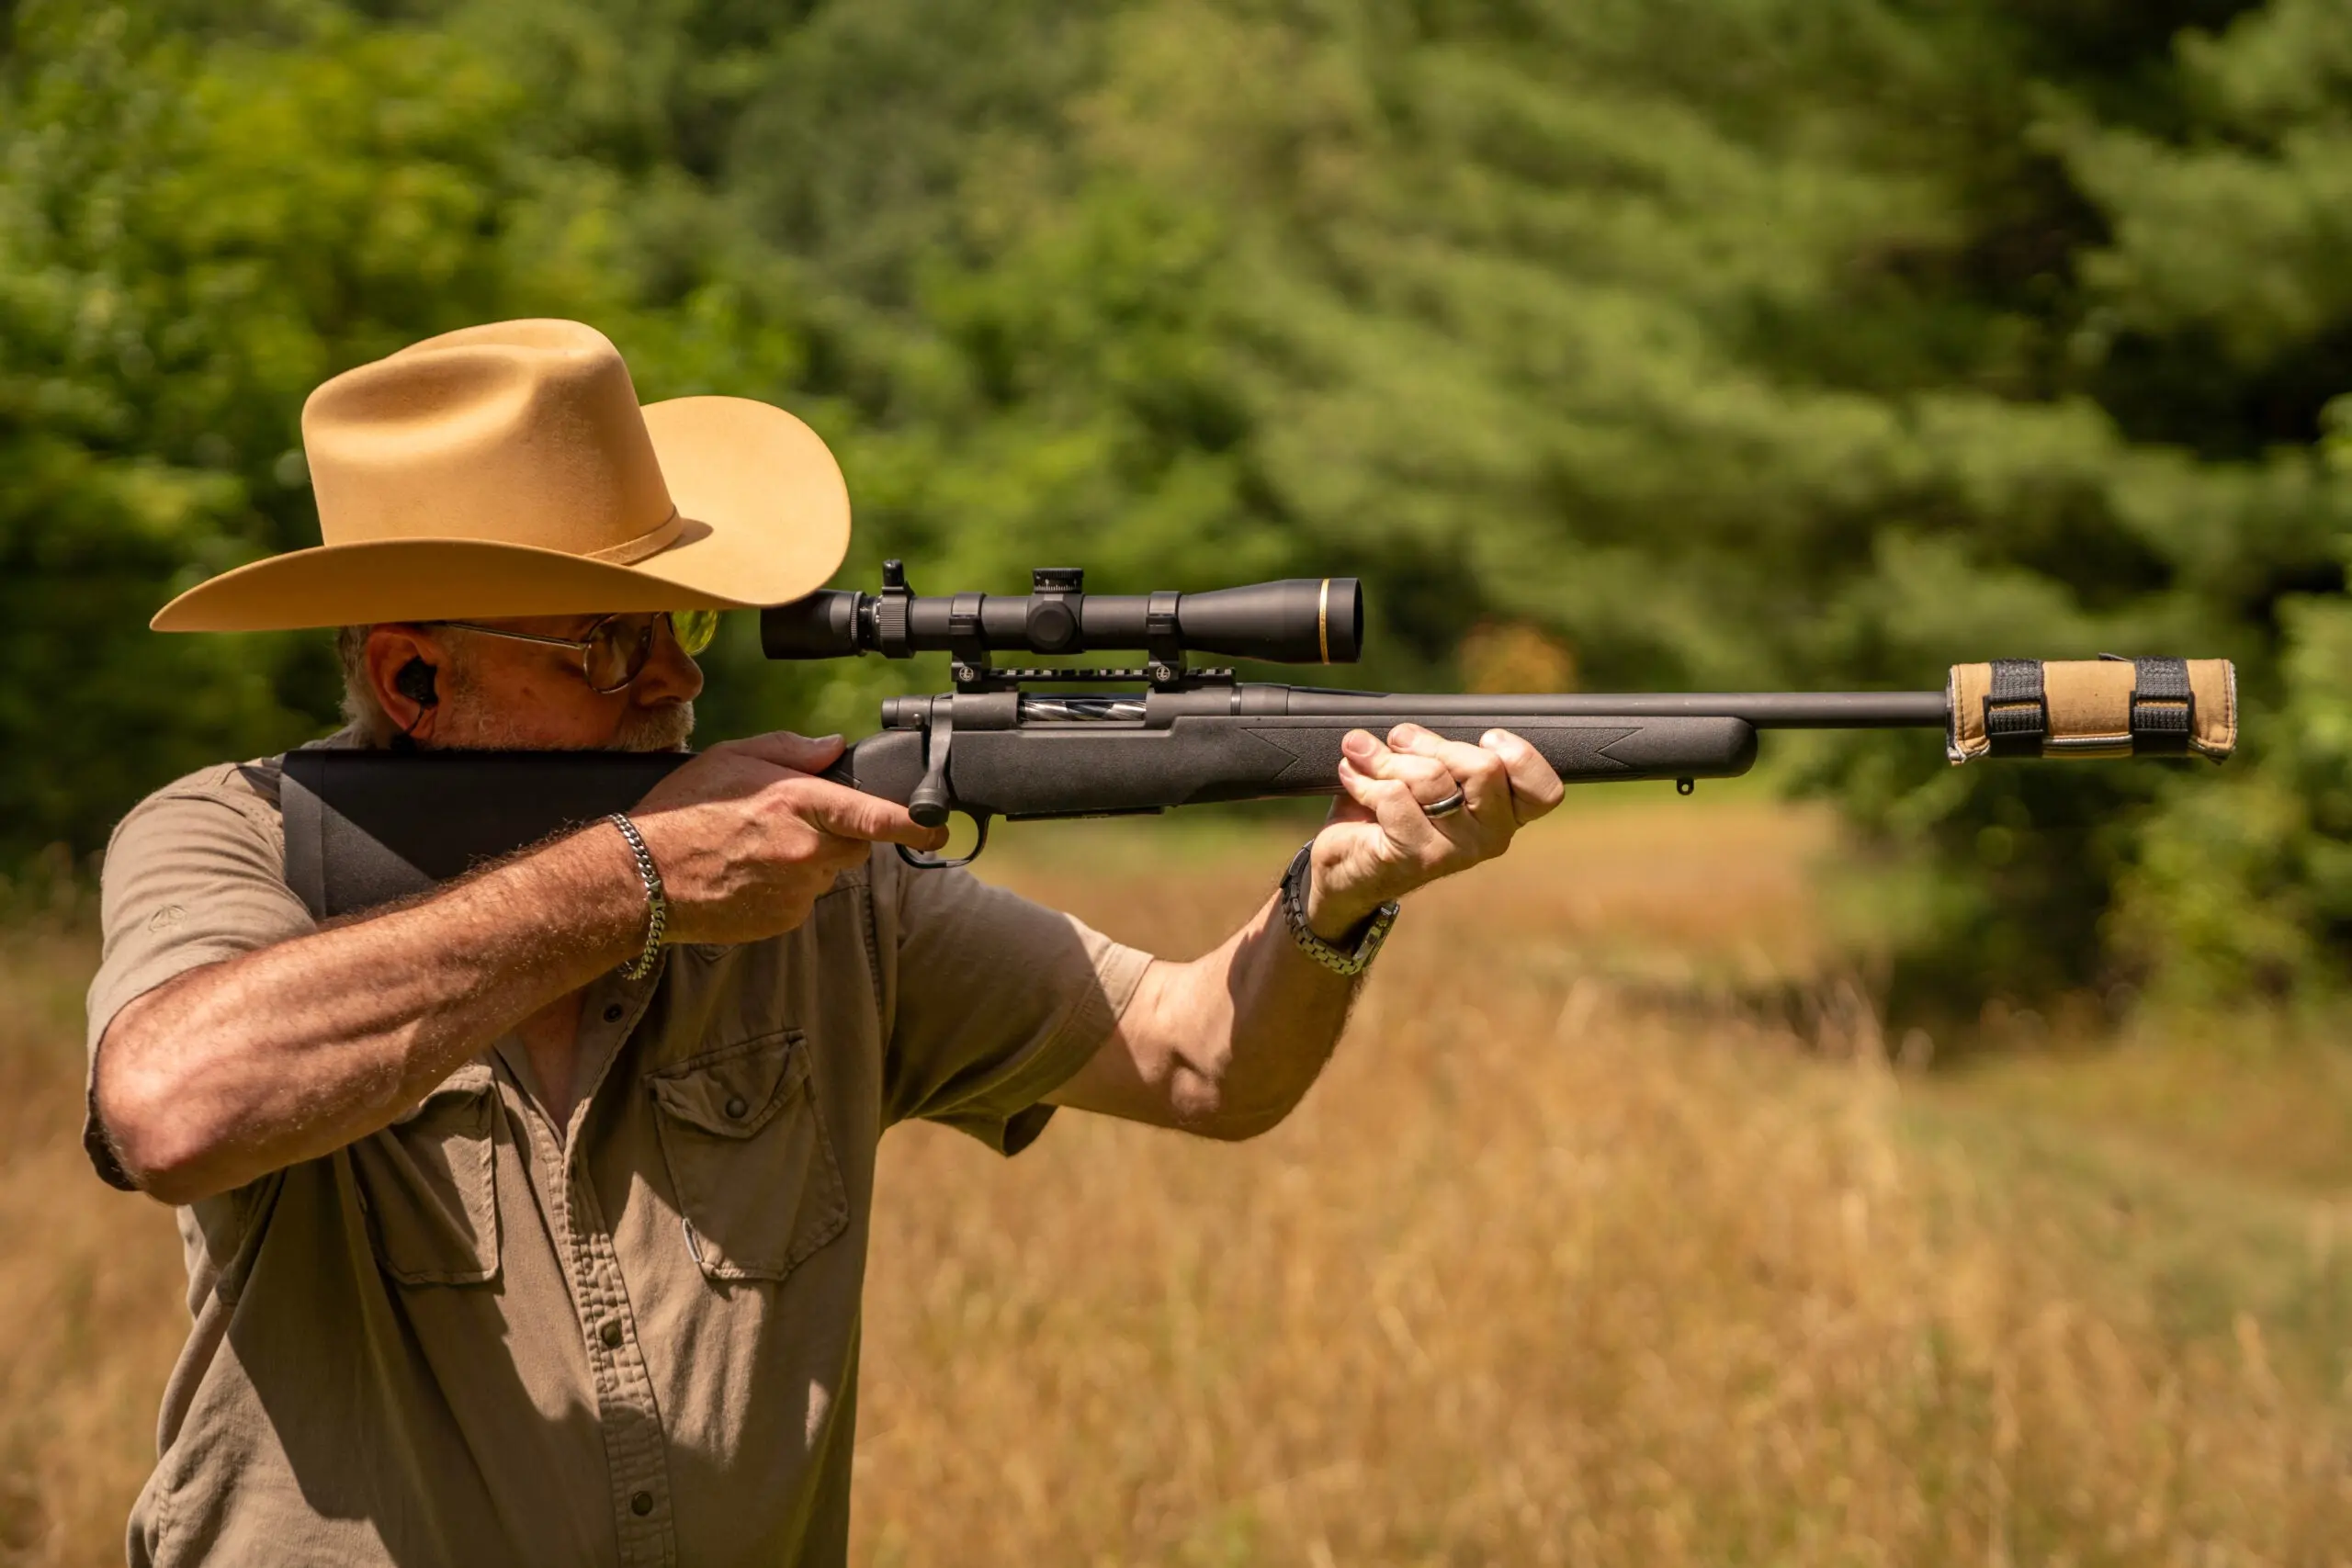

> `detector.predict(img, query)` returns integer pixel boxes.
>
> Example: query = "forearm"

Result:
[1054,723,1562,1140]
[1060,891,1361,1138]
[99,824,644,1201]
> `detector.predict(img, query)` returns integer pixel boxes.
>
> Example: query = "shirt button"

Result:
[600,1318,624,1349]
[723,1095,749,1121]
[631,1491,654,1517]
[603,1003,625,1023]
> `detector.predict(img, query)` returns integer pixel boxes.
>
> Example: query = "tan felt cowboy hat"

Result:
[151,318,849,630]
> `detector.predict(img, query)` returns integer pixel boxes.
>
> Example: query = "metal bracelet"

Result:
[606,812,668,981]
[1279,840,1397,977]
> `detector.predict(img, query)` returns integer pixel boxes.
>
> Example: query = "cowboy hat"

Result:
[151,319,849,630]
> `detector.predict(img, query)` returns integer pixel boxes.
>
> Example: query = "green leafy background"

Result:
[6,0,2347,1015]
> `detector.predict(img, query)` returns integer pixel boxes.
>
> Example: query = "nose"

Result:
[631,617,706,705]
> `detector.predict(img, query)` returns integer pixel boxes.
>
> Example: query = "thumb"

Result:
[731,730,847,774]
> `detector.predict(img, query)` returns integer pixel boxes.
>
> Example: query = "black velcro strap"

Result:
[2130,657,2193,755]
[1984,659,2046,757]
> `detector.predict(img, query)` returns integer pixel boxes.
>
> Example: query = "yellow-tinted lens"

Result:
[671,609,720,657]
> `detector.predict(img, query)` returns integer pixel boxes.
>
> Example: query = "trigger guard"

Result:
[896,812,991,871]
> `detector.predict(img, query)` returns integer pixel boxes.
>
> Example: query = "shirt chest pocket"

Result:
[352,1061,502,1287]
[648,1031,849,1283]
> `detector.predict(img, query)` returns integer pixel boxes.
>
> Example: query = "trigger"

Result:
[898,812,990,871]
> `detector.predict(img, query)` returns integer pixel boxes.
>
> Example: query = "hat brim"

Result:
[150,396,849,631]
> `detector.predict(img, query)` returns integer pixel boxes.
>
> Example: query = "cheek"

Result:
[452,664,627,747]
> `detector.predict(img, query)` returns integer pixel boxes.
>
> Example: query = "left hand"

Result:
[1306,724,1566,939]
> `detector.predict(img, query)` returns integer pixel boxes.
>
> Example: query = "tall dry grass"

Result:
[4,799,2348,1565]
[0,928,186,1565]
[855,807,2352,1565]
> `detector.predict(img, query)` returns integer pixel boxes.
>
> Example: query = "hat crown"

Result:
[302,320,680,564]
[153,317,854,633]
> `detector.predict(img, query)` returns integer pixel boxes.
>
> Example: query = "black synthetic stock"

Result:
[282,748,691,919]
[275,686,1840,916]
[830,714,1758,818]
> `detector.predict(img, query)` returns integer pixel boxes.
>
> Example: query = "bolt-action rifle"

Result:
[280,563,2238,921]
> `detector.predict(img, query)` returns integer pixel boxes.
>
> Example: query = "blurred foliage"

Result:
[4,0,2348,1012]
[2114,592,2352,999]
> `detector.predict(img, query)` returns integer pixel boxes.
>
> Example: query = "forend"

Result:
[760,562,1363,666]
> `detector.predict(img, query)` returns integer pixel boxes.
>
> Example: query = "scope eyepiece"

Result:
[759,565,1363,665]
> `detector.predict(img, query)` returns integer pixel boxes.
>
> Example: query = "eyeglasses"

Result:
[432,610,720,694]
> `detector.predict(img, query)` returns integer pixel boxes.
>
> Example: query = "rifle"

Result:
[280,563,2237,920]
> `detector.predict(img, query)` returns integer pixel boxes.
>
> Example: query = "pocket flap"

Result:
[645,1031,845,1283]
[648,1033,807,1140]
[357,1059,501,1287]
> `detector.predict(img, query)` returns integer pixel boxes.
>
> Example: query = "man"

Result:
[86,320,1563,1566]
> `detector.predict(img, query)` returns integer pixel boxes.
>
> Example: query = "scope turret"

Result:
[760,564,1363,665]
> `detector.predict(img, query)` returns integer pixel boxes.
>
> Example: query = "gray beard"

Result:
[444,699,695,753]
[611,701,696,753]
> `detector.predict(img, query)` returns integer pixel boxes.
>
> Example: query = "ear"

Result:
[364,625,447,739]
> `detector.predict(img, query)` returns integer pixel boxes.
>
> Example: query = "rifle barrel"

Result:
[1273,689,1949,729]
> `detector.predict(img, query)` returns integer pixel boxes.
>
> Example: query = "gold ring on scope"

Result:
[1423,788,1466,819]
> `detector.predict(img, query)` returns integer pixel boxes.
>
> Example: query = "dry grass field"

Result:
[6,796,2351,1565]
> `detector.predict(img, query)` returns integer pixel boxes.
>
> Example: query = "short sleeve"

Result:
[876,853,1153,1156]
[84,764,317,1187]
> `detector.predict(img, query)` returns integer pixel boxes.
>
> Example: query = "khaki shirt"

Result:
[84,754,1150,1568]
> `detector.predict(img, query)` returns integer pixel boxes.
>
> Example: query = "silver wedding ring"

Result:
[1423,787,1466,820]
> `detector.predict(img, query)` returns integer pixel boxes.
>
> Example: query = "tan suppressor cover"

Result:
[1948,659,2235,763]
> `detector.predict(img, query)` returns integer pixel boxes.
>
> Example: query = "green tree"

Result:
[0,0,762,856]
[9,0,2347,1013]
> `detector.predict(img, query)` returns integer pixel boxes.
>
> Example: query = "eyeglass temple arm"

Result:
[429,621,594,651]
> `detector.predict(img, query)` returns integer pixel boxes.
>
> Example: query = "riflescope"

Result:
[761,562,1363,665]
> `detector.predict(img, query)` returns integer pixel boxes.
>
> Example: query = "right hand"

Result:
[626,732,947,944]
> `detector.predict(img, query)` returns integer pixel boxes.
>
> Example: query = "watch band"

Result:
[1279,840,1397,976]
[606,812,669,980]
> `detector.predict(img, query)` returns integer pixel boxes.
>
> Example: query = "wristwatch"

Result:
[1279,840,1398,976]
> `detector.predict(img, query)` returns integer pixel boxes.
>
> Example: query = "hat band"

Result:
[581,507,684,566]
